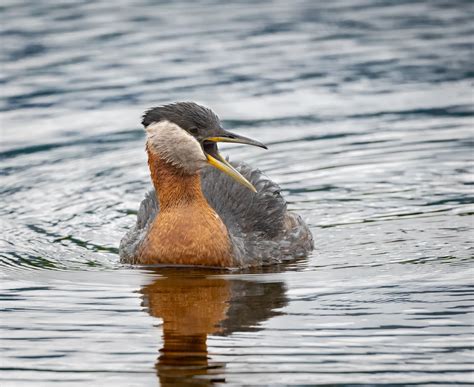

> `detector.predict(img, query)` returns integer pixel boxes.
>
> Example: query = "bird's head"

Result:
[142,102,267,192]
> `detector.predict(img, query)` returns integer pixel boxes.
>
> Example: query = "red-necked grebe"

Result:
[119,102,313,267]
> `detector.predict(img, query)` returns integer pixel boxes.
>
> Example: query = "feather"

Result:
[119,160,313,267]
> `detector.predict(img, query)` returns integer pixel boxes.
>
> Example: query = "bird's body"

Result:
[119,102,313,268]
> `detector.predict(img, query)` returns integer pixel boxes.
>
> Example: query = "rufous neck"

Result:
[147,145,205,210]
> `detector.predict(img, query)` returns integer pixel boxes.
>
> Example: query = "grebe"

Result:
[119,102,313,267]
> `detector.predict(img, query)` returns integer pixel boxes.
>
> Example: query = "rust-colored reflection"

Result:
[142,271,229,384]
[140,268,287,385]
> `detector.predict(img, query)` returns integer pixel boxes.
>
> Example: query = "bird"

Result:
[119,102,313,268]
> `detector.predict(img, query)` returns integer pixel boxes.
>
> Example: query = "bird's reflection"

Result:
[140,268,288,385]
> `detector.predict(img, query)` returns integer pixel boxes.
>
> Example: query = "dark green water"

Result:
[1,0,473,385]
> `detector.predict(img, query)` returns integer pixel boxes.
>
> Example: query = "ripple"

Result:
[1,0,473,385]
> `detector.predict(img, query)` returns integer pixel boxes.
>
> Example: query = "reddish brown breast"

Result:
[137,146,234,267]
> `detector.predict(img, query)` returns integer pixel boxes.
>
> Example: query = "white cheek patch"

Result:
[146,120,207,174]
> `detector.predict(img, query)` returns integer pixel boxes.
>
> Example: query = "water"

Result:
[1,0,473,385]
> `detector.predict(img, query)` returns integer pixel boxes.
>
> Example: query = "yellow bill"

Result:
[206,153,257,193]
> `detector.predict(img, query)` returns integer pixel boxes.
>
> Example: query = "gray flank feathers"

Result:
[119,160,314,267]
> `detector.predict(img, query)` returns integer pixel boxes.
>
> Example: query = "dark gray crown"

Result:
[142,102,221,133]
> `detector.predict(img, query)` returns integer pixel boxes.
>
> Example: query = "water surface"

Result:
[1,0,473,385]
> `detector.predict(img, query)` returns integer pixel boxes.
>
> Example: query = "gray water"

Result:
[1,0,473,385]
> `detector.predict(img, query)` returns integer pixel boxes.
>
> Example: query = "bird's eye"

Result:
[189,127,199,135]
